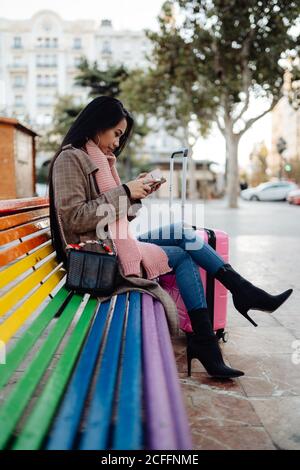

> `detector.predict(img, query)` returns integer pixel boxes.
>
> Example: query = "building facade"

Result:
[0,10,151,128]
[269,70,300,179]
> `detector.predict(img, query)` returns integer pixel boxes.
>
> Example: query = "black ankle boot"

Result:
[215,264,293,327]
[187,308,244,379]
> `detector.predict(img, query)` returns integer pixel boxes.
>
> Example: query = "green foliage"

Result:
[75,58,129,97]
[148,0,300,123]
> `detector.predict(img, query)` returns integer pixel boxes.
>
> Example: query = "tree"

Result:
[142,0,300,207]
[75,58,129,97]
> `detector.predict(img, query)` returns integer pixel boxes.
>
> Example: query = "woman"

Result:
[49,96,293,380]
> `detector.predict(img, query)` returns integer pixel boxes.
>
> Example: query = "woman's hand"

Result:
[126,178,156,199]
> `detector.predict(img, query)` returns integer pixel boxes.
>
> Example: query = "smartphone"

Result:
[148,177,166,187]
[145,168,163,180]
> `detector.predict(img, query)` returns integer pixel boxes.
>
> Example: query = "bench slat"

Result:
[154,300,192,450]
[0,208,49,231]
[79,294,128,450]
[0,242,54,289]
[46,300,111,450]
[0,269,65,344]
[0,287,71,390]
[0,294,84,449]
[112,292,143,450]
[0,197,49,214]
[13,297,98,450]
[0,219,49,246]
[142,293,178,450]
[0,233,51,267]
[0,257,59,317]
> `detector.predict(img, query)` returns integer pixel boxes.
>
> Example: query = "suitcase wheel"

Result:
[216,329,229,343]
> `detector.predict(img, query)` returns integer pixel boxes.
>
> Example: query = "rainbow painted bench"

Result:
[0,197,191,450]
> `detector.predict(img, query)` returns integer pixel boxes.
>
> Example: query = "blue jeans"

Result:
[137,222,226,311]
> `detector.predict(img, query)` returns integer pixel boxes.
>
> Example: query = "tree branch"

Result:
[238,97,279,136]
[216,117,225,136]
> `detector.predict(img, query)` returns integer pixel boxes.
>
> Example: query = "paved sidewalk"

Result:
[168,199,300,450]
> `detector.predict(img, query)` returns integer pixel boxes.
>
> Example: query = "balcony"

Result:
[8,64,28,72]
[12,83,26,88]
[36,63,58,68]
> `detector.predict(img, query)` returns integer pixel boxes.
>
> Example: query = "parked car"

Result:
[287,188,300,205]
[240,181,298,201]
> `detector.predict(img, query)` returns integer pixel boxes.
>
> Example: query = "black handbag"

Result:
[56,209,118,297]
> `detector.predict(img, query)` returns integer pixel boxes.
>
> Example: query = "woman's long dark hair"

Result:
[48,96,134,267]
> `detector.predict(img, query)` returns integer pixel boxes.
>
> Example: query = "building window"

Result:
[102,41,112,54]
[14,95,23,107]
[73,37,82,49]
[12,56,23,67]
[36,74,57,87]
[13,75,24,87]
[36,54,57,67]
[36,37,58,49]
[13,37,22,49]
[74,56,82,67]
[37,94,54,106]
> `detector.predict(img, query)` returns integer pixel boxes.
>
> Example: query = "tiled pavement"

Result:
[168,199,300,450]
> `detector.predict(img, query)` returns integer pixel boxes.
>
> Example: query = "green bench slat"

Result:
[0,294,84,449]
[12,297,98,450]
[0,287,71,390]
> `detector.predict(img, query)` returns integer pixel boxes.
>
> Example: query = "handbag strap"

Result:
[55,205,68,249]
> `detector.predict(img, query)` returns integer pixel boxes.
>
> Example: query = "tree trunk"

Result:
[226,132,240,208]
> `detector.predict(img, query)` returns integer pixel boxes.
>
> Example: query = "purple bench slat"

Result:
[153,299,192,449]
[142,293,191,449]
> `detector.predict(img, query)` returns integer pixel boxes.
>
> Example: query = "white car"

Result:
[240,181,298,201]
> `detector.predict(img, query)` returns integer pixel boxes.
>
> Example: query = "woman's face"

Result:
[95,118,128,155]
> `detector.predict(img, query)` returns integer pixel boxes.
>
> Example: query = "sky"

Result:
[1,0,273,169]
[0,0,165,31]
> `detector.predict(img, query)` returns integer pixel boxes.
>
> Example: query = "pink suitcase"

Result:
[159,228,229,341]
[158,150,229,342]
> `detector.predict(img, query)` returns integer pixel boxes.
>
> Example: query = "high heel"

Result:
[215,264,293,326]
[186,308,244,379]
[186,333,244,378]
[238,310,258,327]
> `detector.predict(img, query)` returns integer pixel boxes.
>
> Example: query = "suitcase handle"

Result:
[169,148,189,224]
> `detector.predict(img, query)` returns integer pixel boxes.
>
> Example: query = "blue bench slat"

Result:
[112,292,143,450]
[79,293,127,450]
[46,299,111,450]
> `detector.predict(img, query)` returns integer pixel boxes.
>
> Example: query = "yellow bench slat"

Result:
[0,269,65,344]
[0,242,54,290]
[0,257,60,318]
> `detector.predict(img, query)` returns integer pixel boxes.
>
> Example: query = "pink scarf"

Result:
[85,139,172,280]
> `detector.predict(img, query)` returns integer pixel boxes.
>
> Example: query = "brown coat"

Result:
[52,144,179,335]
